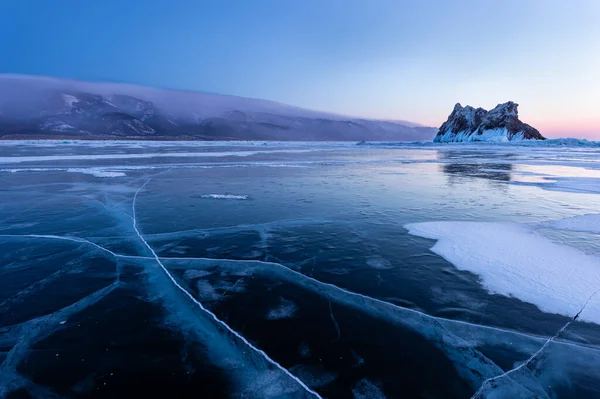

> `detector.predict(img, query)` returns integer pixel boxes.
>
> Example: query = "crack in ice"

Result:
[158,255,600,354]
[3,234,598,357]
[328,300,341,342]
[0,234,121,259]
[4,211,600,396]
[131,179,322,399]
[0,283,119,397]
[470,287,600,398]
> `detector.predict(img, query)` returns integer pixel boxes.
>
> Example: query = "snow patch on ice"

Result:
[543,214,600,234]
[266,298,299,320]
[405,221,600,324]
[199,194,249,200]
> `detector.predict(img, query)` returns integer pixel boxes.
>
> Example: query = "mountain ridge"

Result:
[0,74,435,141]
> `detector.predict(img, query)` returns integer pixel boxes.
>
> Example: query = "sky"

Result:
[1,0,599,138]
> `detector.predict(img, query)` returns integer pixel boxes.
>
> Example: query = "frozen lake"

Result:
[1,140,599,398]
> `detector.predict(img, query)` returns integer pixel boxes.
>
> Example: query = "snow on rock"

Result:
[434,102,545,142]
[405,221,600,324]
[543,214,600,234]
[60,93,79,108]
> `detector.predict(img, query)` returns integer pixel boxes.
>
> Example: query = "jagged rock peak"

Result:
[434,101,545,142]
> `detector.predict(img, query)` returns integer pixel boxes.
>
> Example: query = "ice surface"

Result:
[61,93,78,107]
[405,221,600,324]
[366,256,392,269]
[352,379,387,399]
[131,179,322,398]
[183,269,213,280]
[162,257,507,389]
[195,280,223,302]
[266,298,299,320]
[0,149,317,164]
[3,141,600,397]
[2,167,127,177]
[543,214,600,234]
[66,168,126,177]
[537,177,600,194]
[0,283,119,396]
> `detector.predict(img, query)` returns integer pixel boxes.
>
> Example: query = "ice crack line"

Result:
[0,234,121,259]
[131,179,322,399]
[152,255,600,355]
[471,287,600,398]
[329,300,341,342]
[2,233,599,357]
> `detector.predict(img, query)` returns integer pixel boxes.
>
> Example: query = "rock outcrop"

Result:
[434,102,545,142]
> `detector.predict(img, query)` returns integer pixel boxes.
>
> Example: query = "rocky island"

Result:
[435,101,545,142]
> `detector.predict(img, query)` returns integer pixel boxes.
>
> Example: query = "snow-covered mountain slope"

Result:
[0,74,435,141]
[434,102,545,142]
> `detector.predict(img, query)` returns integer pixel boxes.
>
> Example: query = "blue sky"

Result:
[1,0,599,137]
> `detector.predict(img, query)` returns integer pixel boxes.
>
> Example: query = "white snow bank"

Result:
[200,194,249,200]
[543,214,600,234]
[405,221,600,324]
